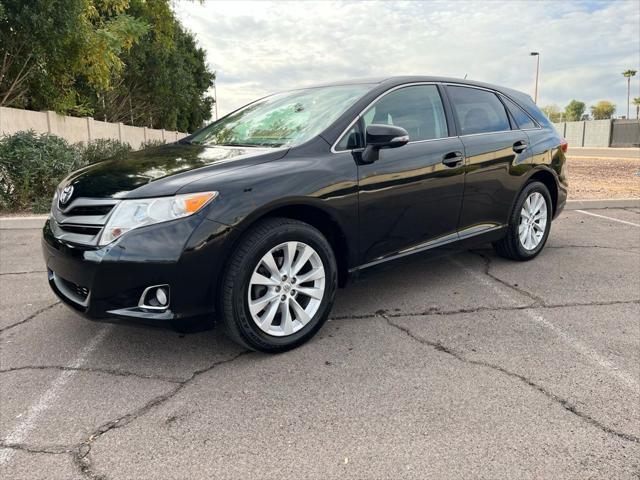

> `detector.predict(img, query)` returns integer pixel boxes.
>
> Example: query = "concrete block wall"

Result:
[553,122,566,137]
[583,120,612,147]
[564,121,586,146]
[552,120,612,147]
[0,106,188,149]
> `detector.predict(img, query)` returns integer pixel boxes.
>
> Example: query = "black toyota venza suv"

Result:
[43,76,567,352]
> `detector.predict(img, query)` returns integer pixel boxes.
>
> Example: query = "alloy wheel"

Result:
[247,241,326,336]
[518,191,548,250]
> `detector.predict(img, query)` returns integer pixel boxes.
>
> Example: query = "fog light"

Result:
[155,288,168,306]
[138,284,170,310]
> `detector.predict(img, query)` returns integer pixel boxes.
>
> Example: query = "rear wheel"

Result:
[493,181,552,261]
[221,217,337,352]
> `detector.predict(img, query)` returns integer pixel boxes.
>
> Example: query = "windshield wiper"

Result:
[222,142,279,148]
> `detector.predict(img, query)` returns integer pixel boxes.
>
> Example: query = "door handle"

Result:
[513,140,528,154]
[442,151,464,167]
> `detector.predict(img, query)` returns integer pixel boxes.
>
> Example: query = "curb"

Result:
[569,147,640,152]
[567,156,640,161]
[565,198,640,210]
[0,215,48,230]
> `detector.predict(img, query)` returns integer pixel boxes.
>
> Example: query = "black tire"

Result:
[220,217,337,353]
[492,181,552,261]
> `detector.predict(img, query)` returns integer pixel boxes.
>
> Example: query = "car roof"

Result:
[307,75,529,100]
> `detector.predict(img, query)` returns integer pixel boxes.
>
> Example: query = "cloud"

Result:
[175,0,640,117]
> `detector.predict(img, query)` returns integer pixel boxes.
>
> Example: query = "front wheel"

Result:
[493,181,552,261]
[220,217,337,353]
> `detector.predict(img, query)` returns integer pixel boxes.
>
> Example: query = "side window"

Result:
[447,86,511,135]
[335,124,362,150]
[501,95,538,130]
[362,85,448,142]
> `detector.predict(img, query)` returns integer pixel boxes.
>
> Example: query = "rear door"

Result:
[338,84,466,265]
[445,84,533,233]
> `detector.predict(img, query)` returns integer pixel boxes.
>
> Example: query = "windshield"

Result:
[190,84,371,148]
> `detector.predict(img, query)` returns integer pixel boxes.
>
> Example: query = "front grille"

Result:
[51,197,119,246]
[58,224,103,236]
[66,204,115,217]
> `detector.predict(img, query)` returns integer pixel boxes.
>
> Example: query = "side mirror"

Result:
[361,124,409,164]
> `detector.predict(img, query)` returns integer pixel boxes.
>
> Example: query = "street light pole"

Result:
[622,70,637,119]
[530,52,540,104]
[213,77,219,121]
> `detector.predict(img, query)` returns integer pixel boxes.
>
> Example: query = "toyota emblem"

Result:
[59,185,74,205]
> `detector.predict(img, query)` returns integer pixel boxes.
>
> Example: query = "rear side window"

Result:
[362,85,448,142]
[447,86,511,135]
[501,95,538,129]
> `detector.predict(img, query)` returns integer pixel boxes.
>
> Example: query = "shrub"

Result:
[139,139,167,150]
[0,131,132,213]
[0,131,81,212]
[78,138,132,164]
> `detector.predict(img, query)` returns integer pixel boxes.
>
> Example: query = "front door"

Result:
[351,84,466,265]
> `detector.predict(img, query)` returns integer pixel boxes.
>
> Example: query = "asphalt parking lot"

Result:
[1,207,639,479]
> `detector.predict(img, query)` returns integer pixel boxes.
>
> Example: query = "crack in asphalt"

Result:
[0,365,183,384]
[73,350,251,479]
[0,302,60,334]
[545,245,640,254]
[330,299,640,321]
[383,315,640,445]
[469,250,546,306]
[0,442,72,455]
[0,270,47,276]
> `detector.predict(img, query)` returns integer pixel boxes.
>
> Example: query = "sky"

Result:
[174,0,640,118]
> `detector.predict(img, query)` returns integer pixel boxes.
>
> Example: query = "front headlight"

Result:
[98,191,218,246]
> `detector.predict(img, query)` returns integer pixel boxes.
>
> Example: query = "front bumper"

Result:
[42,215,233,324]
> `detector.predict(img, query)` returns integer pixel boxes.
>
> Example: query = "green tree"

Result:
[564,100,586,122]
[590,101,616,120]
[0,0,212,132]
[0,0,148,112]
[622,70,637,119]
[633,97,640,120]
[79,0,214,132]
[541,105,562,122]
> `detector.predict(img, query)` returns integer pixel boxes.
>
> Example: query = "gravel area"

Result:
[567,156,640,199]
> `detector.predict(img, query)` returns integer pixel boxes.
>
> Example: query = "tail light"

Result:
[560,138,568,153]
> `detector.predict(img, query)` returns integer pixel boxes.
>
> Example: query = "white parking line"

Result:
[453,259,639,393]
[0,325,113,466]
[525,311,639,392]
[576,209,640,227]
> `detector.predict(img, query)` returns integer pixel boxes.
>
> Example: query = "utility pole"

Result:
[530,52,540,104]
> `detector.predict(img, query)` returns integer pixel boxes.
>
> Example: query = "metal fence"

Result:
[552,119,640,148]
[610,120,640,148]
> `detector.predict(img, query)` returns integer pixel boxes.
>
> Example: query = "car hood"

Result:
[60,143,288,200]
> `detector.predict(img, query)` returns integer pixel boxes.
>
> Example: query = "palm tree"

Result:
[622,70,637,118]
[634,97,640,120]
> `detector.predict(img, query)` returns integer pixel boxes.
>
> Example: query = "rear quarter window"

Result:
[501,95,538,129]
[507,91,553,128]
